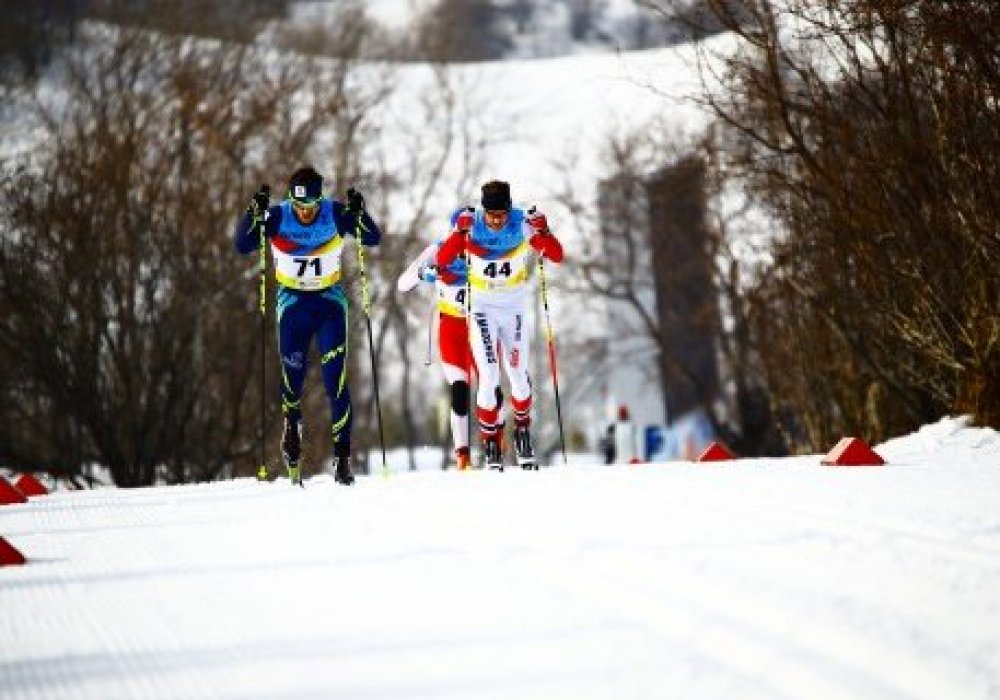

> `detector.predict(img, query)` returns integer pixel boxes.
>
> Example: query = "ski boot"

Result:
[281,418,304,487]
[334,443,355,486]
[456,447,471,471]
[514,425,538,470]
[484,435,503,472]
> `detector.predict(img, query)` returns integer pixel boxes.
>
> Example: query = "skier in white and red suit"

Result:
[435,180,564,470]
[397,236,477,470]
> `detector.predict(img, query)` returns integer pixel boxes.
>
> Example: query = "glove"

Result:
[526,206,549,235]
[455,207,474,233]
[247,184,271,220]
[530,228,564,262]
[419,264,438,283]
[346,187,365,216]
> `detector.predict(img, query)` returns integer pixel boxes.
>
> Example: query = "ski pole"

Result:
[537,256,568,465]
[256,184,271,481]
[424,285,435,367]
[417,267,437,367]
[464,230,474,467]
[352,204,388,475]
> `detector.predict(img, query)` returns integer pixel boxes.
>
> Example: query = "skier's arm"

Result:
[397,242,438,293]
[435,207,474,268]
[233,206,281,255]
[525,209,564,263]
[435,229,466,269]
[336,207,381,246]
[334,190,381,246]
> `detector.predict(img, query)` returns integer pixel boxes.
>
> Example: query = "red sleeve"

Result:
[530,233,564,263]
[436,230,466,268]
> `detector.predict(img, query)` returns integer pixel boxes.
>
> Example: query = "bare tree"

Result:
[0,19,388,485]
[553,121,787,456]
[676,0,1000,443]
[354,64,490,471]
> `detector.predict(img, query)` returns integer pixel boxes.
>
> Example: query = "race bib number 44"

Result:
[469,247,529,291]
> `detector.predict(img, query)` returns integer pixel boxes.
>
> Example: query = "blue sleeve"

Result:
[233,206,281,255]
[333,201,381,246]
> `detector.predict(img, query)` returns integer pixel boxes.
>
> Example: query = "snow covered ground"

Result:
[2,417,999,699]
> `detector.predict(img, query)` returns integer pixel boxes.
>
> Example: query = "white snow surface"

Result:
[2,417,1000,699]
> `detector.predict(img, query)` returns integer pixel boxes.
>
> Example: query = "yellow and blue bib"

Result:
[467,208,530,293]
[271,200,344,291]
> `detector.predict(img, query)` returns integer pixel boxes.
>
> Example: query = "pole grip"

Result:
[537,257,567,464]
[257,184,270,479]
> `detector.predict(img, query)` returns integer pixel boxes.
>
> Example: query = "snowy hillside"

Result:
[2,417,999,698]
[371,39,717,227]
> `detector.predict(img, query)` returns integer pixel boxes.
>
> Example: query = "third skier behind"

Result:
[396,239,475,470]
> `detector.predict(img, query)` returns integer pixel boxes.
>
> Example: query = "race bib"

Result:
[437,283,467,317]
[468,241,530,292]
[272,239,344,291]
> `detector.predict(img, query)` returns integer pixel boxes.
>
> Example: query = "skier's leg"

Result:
[498,306,532,424]
[497,305,536,467]
[317,291,353,483]
[468,306,504,467]
[439,313,470,465]
[276,289,315,423]
[276,288,318,479]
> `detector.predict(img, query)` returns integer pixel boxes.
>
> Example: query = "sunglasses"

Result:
[290,196,321,210]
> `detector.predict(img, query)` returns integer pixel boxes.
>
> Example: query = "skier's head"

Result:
[287,165,323,223]
[481,180,511,230]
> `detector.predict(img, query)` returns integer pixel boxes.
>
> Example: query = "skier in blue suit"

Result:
[234,166,381,485]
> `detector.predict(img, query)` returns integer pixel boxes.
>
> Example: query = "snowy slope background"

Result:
[2,416,1000,698]
[364,40,722,446]
[0,8,729,457]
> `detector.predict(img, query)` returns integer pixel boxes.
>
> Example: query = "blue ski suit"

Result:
[234,199,380,451]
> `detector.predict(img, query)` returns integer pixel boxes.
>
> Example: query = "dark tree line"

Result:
[0,8,490,485]
[0,22,373,486]
[1,1,288,85]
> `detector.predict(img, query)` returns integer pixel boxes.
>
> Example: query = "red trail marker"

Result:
[822,437,886,466]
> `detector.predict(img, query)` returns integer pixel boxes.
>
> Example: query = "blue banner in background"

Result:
[644,425,665,462]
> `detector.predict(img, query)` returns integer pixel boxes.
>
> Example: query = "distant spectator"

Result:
[601,424,615,464]
[612,404,639,464]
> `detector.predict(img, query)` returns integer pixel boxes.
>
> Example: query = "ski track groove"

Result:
[370,465,998,699]
[361,469,898,699]
[614,469,1000,699]
[708,492,1000,569]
